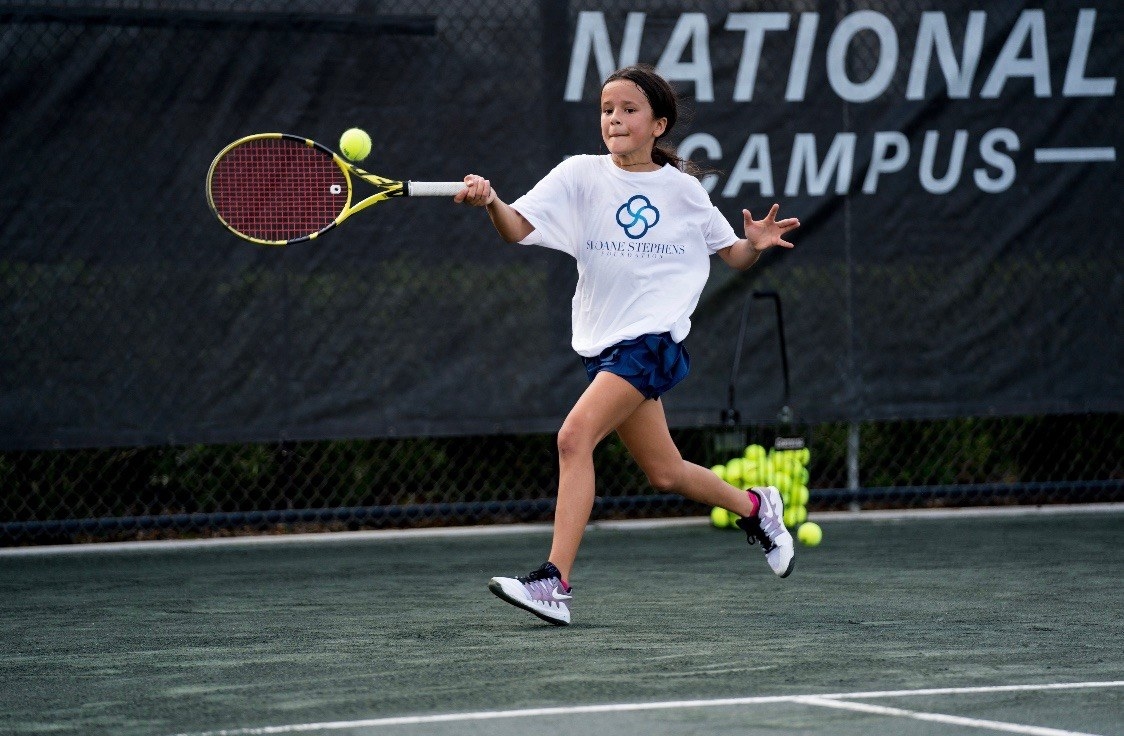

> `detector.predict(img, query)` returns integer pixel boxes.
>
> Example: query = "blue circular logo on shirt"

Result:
[616,195,660,239]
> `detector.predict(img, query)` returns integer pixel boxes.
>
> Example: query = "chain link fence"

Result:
[2,2,1120,545]
[3,414,1121,544]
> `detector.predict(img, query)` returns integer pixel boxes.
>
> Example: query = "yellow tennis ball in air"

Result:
[797,521,823,546]
[339,128,371,161]
[710,506,730,529]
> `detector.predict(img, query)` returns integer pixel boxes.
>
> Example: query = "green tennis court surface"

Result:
[2,508,1121,735]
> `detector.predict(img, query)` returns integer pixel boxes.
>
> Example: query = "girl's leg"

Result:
[617,397,795,578]
[615,398,758,516]
[548,372,647,582]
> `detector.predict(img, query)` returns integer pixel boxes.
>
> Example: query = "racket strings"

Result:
[210,138,347,242]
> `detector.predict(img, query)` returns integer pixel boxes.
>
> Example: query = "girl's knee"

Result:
[644,462,683,493]
[557,420,595,461]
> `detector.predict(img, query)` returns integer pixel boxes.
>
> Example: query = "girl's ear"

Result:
[654,117,668,138]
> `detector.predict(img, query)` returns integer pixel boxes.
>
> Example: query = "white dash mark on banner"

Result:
[1034,147,1116,163]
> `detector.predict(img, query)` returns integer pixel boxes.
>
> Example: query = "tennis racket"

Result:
[206,133,465,245]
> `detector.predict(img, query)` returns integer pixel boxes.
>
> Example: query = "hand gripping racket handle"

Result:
[407,181,466,197]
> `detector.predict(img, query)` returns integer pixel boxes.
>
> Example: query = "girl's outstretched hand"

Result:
[744,204,800,251]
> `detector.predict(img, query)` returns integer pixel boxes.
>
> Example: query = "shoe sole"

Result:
[488,579,570,626]
[778,556,796,578]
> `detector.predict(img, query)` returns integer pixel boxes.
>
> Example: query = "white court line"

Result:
[794,695,1101,736]
[4,502,1121,558]
[168,681,1124,736]
[167,696,801,736]
[0,521,560,557]
[822,681,1124,699]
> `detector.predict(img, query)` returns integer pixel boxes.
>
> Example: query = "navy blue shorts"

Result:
[582,332,690,400]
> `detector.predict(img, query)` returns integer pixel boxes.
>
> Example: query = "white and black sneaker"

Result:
[736,486,795,577]
[489,561,572,625]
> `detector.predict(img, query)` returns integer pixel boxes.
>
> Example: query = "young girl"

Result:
[455,64,800,626]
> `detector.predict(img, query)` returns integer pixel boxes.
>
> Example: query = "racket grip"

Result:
[407,181,466,197]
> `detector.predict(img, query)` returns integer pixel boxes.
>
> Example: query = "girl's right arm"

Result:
[454,174,535,244]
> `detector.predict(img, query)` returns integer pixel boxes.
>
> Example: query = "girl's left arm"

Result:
[718,204,800,271]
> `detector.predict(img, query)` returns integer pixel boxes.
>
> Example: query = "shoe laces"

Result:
[516,561,562,584]
[736,516,777,553]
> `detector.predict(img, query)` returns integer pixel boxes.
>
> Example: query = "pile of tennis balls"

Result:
[709,443,822,546]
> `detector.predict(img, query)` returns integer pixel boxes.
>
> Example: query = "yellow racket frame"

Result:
[206,133,426,246]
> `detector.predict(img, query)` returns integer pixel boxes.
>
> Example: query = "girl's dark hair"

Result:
[603,64,706,176]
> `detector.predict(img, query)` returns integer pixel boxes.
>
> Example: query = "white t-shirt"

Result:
[511,154,739,357]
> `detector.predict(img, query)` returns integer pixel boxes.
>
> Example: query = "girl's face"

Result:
[600,79,667,165]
